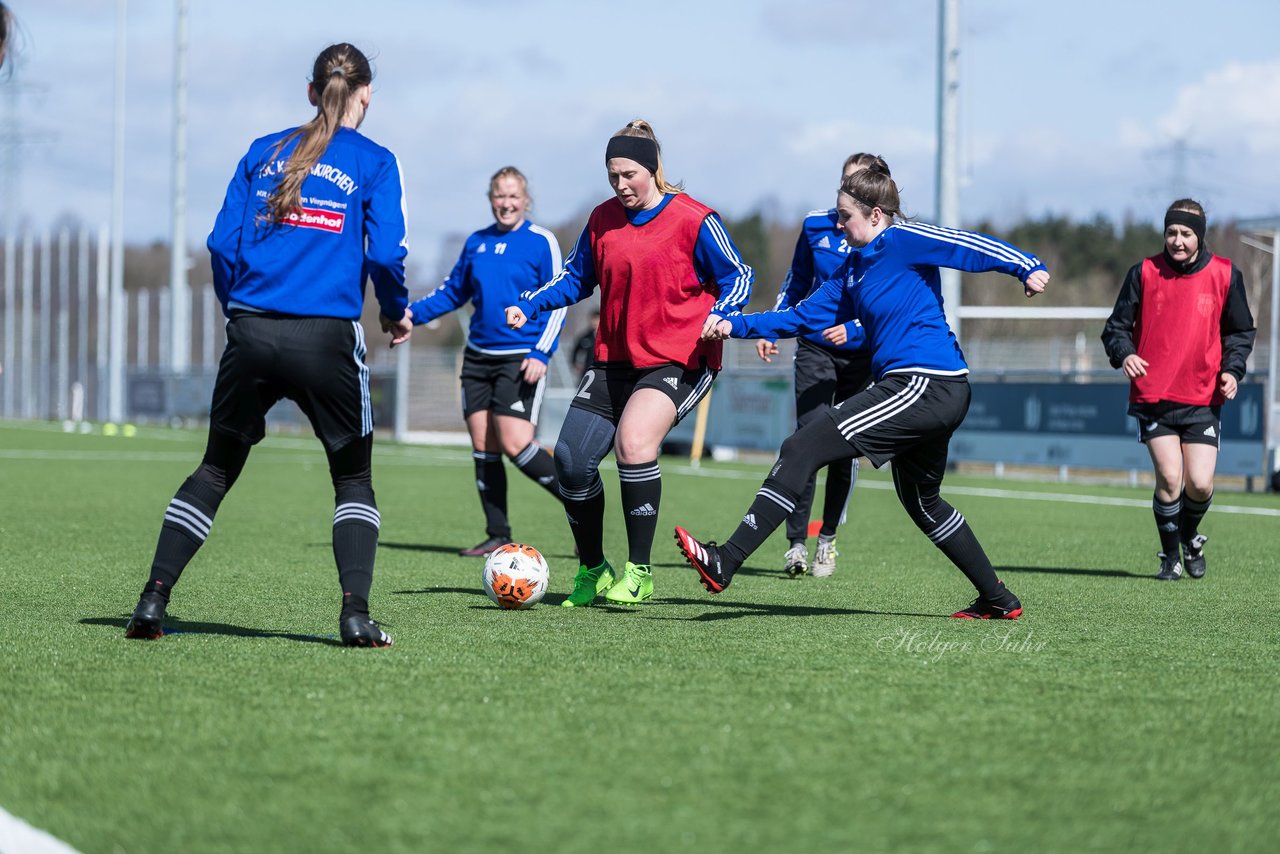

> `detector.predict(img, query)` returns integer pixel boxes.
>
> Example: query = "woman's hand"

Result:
[1024,269,1050,298]
[521,358,547,384]
[506,306,527,329]
[1219,372,1239,400]
[380,309,413,348]
[1122,354,1148,379]
[755,339,779,363]
[701,314,732,340]
[821,325,848,346]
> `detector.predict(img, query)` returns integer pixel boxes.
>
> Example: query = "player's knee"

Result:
[1184,477,1214,502]
[613,432,660,464]
[778,431,810,463]
[334,481,375,507]
[554,440,594,490]
[191,462,233,496]
[898,484,945,530]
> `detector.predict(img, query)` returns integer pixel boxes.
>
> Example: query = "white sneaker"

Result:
[783,544,808,577]
[812,537,838,577]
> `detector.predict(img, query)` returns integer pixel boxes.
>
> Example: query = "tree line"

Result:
[32,207,1271,349]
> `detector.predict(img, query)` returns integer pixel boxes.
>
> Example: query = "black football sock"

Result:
[1154,494,1182,557]
[561,474,606,568]
[786,472,818,544]
[1179,491,1212,545]
[512,442,560,498]
[473,452,510,539]
[720,484,798,571]
[819,457,856,538]
[145,475,224,601]
[932,519,1006,601]
[618,460,661,566]
[333,488,379,618]
[893,469,1005,601]
[721,420,850,570]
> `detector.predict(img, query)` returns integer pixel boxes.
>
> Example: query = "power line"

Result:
[1145,136,1214,202]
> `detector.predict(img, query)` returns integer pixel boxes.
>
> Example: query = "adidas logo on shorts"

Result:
[663,377,679,390]
[629,503,657,517]
[510,400,526,413]
[1204,425,1216,437]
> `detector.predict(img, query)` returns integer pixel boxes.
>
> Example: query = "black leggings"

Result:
[193,429,373,501]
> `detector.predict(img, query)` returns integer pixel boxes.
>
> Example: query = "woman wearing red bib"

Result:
[508,119,753,606]
[1102,199,1255,580]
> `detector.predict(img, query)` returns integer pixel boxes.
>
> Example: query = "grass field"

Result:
[1,419,1278,853]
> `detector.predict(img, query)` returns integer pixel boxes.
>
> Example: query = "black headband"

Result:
[1165,209,1206,246]
[605,135,659,175]
[844,189,878,210]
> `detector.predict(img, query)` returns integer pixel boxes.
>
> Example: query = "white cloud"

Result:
[1158,60,1280,155]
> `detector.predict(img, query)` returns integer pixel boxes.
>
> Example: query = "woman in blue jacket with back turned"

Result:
[125,43,410,648]
[676,165,1050,620]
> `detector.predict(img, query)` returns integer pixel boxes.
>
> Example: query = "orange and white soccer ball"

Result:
[482,543,550,609]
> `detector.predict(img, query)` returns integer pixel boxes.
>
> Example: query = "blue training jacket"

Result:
[408,220,567,363]
[208,126,409,322]
[772,208,866,351]
[725,221,1046,379]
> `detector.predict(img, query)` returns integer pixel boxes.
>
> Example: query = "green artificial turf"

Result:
[1,420,1277,853]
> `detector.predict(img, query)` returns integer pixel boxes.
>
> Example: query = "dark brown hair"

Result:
[1167,198,1205,219]
[840,166,902,220]
[842,152,890,177]
[265,43,373,224]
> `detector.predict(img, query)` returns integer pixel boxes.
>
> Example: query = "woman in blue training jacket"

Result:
[676,165,1050,621]
[406,166,568,557]
[759,152,887,580]
[125,43,411,648]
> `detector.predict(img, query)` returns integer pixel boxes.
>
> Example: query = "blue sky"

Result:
[4,0,1280,280]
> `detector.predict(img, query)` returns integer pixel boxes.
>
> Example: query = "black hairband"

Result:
[605,135,659,175]
[1165,209,1206,246]
[844,189,878,210]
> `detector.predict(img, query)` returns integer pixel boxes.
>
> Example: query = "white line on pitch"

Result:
[4,445,1278,519]
[670,464,1280,518]
[0,806,82,854]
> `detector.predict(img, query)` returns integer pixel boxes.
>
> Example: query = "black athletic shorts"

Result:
[210,312,371,453]
[794,338,874,427]
[570,360,717,426]
[459,349,544,423]
[826,373,970,482]
[1130,401,1222,447]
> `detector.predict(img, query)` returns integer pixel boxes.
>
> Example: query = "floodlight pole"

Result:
[107,0,128,423]
[1239,226,1280,484]
[168,0,191,372]
[936,0,961,339]
[1269,231,1279,478]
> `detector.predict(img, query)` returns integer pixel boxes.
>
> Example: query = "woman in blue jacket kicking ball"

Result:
[676,165,1050,620]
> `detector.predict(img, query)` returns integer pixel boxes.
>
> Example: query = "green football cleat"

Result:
[561,560,616,607]
[604,562,653,605]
